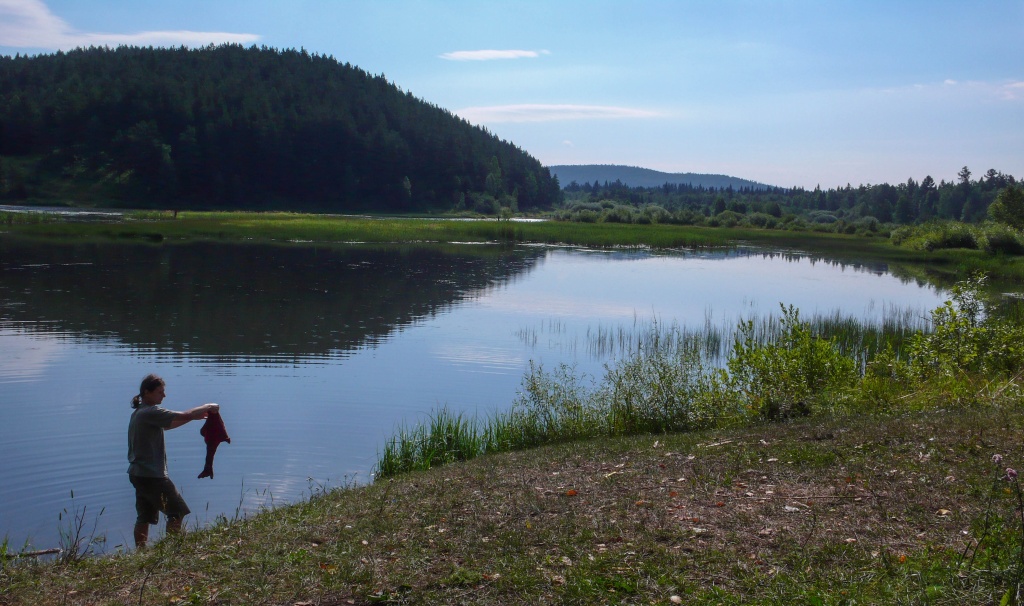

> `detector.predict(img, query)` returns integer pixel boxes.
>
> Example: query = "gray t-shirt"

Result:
[127,404,177,477]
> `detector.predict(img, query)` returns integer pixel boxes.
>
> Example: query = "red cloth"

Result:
[197,410,230,479]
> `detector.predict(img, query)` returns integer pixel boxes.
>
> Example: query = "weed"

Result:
[56,491,105,564]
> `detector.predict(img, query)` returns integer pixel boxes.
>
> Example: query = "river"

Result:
[0,234,945,553]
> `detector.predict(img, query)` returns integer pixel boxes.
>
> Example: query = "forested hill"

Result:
[548,164,771,190]
[0,45,561,212]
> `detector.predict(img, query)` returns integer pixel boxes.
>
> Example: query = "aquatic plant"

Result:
[376,274,1021,479]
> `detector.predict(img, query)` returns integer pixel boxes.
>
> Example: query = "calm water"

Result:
[0,235,946,553]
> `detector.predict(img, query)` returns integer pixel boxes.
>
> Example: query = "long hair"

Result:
[131,374,165,409]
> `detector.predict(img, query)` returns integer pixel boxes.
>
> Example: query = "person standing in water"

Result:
[127,374,219,548]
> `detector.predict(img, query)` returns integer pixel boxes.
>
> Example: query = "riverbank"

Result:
[3,403,1024,605]
[6,210,1023,287]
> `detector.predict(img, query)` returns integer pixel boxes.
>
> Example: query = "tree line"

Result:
[561,168,1021,234]
[0,45,561,212]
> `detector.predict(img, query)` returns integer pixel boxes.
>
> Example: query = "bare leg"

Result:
[166,517,183,536]
[134,523,149,549]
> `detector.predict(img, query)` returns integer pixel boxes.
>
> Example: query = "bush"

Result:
[601,204,636,223]
[890,221,981,251]
[746,212,778,229]
[727,305,856,420]
[809,211,839,224]
[641,204,671,224]
[907,274,1024,379]
[981,223,1024,255]
[601,343,721,434]
[713,210,742,228]
[854,216,880,232]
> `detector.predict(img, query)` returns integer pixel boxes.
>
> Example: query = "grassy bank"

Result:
[7,209,1023,285]
[1,211,735,249]
[4,404,1024,605]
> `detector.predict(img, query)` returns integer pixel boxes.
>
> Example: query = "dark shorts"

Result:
[129,475,191,525]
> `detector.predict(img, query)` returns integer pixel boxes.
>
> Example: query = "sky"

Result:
[1,0,1022,189]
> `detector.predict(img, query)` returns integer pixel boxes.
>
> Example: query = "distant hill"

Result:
[0,45,560,212]
[548,165,773,190]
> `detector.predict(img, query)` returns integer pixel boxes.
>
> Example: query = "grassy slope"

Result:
[3,405,1024,605]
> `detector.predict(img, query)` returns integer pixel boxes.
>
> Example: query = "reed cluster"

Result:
[377,274,1024,479]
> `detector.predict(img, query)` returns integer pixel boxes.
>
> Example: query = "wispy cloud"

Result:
[999,81,1024,101]
[0,0,259,50]
[440,49,549,61]
[936,78,1024,101]
[878,78,1024,103]
[457,104,660,123]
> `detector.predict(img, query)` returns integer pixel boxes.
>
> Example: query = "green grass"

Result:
[377,303,938,480]
[2,210,734,248]
[12,209,1024,286]
[5,405,1024,605]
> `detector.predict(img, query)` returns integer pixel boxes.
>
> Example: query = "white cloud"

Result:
[1001,81,1024,101]
[440,49,548,61]
[0,0,259,50]
[456,104,660,123]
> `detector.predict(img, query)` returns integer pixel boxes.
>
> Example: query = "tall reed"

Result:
[377,303,935,478]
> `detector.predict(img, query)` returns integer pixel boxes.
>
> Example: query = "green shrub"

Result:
[980,223,1024,255]
[600,342,722,434]
[746,212,778,229]
[713,210,742,228]
[726,304,856,420]
[893,221,981,251]
[906,275,1024,380]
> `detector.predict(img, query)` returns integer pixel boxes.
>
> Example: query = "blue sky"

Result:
[1,0,1022,189]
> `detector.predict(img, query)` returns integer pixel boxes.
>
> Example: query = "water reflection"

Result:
[0,237,545,359]
[0,235,947,554]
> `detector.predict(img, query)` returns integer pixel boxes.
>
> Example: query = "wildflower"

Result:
[1006,468,1019,481]
[993,454,1004,465]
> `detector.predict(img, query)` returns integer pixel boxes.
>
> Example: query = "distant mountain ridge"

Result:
[548,164,773,190]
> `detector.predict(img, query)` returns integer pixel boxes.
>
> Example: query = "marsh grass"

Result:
[379,304,936,479]
[15,209,1024,286]
[3,210,739,249]
[0,210,66,225]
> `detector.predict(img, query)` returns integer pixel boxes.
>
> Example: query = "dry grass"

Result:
[4,404,1024,605]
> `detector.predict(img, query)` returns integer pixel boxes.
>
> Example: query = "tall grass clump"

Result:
[376,408,482,478]
[601,338,726,433]
[486,362,601,451]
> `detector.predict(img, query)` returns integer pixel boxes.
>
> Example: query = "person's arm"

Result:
[168,403,219,429]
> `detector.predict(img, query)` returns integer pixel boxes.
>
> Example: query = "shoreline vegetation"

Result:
[4,212,1024,604]
[3,208,1024,284]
